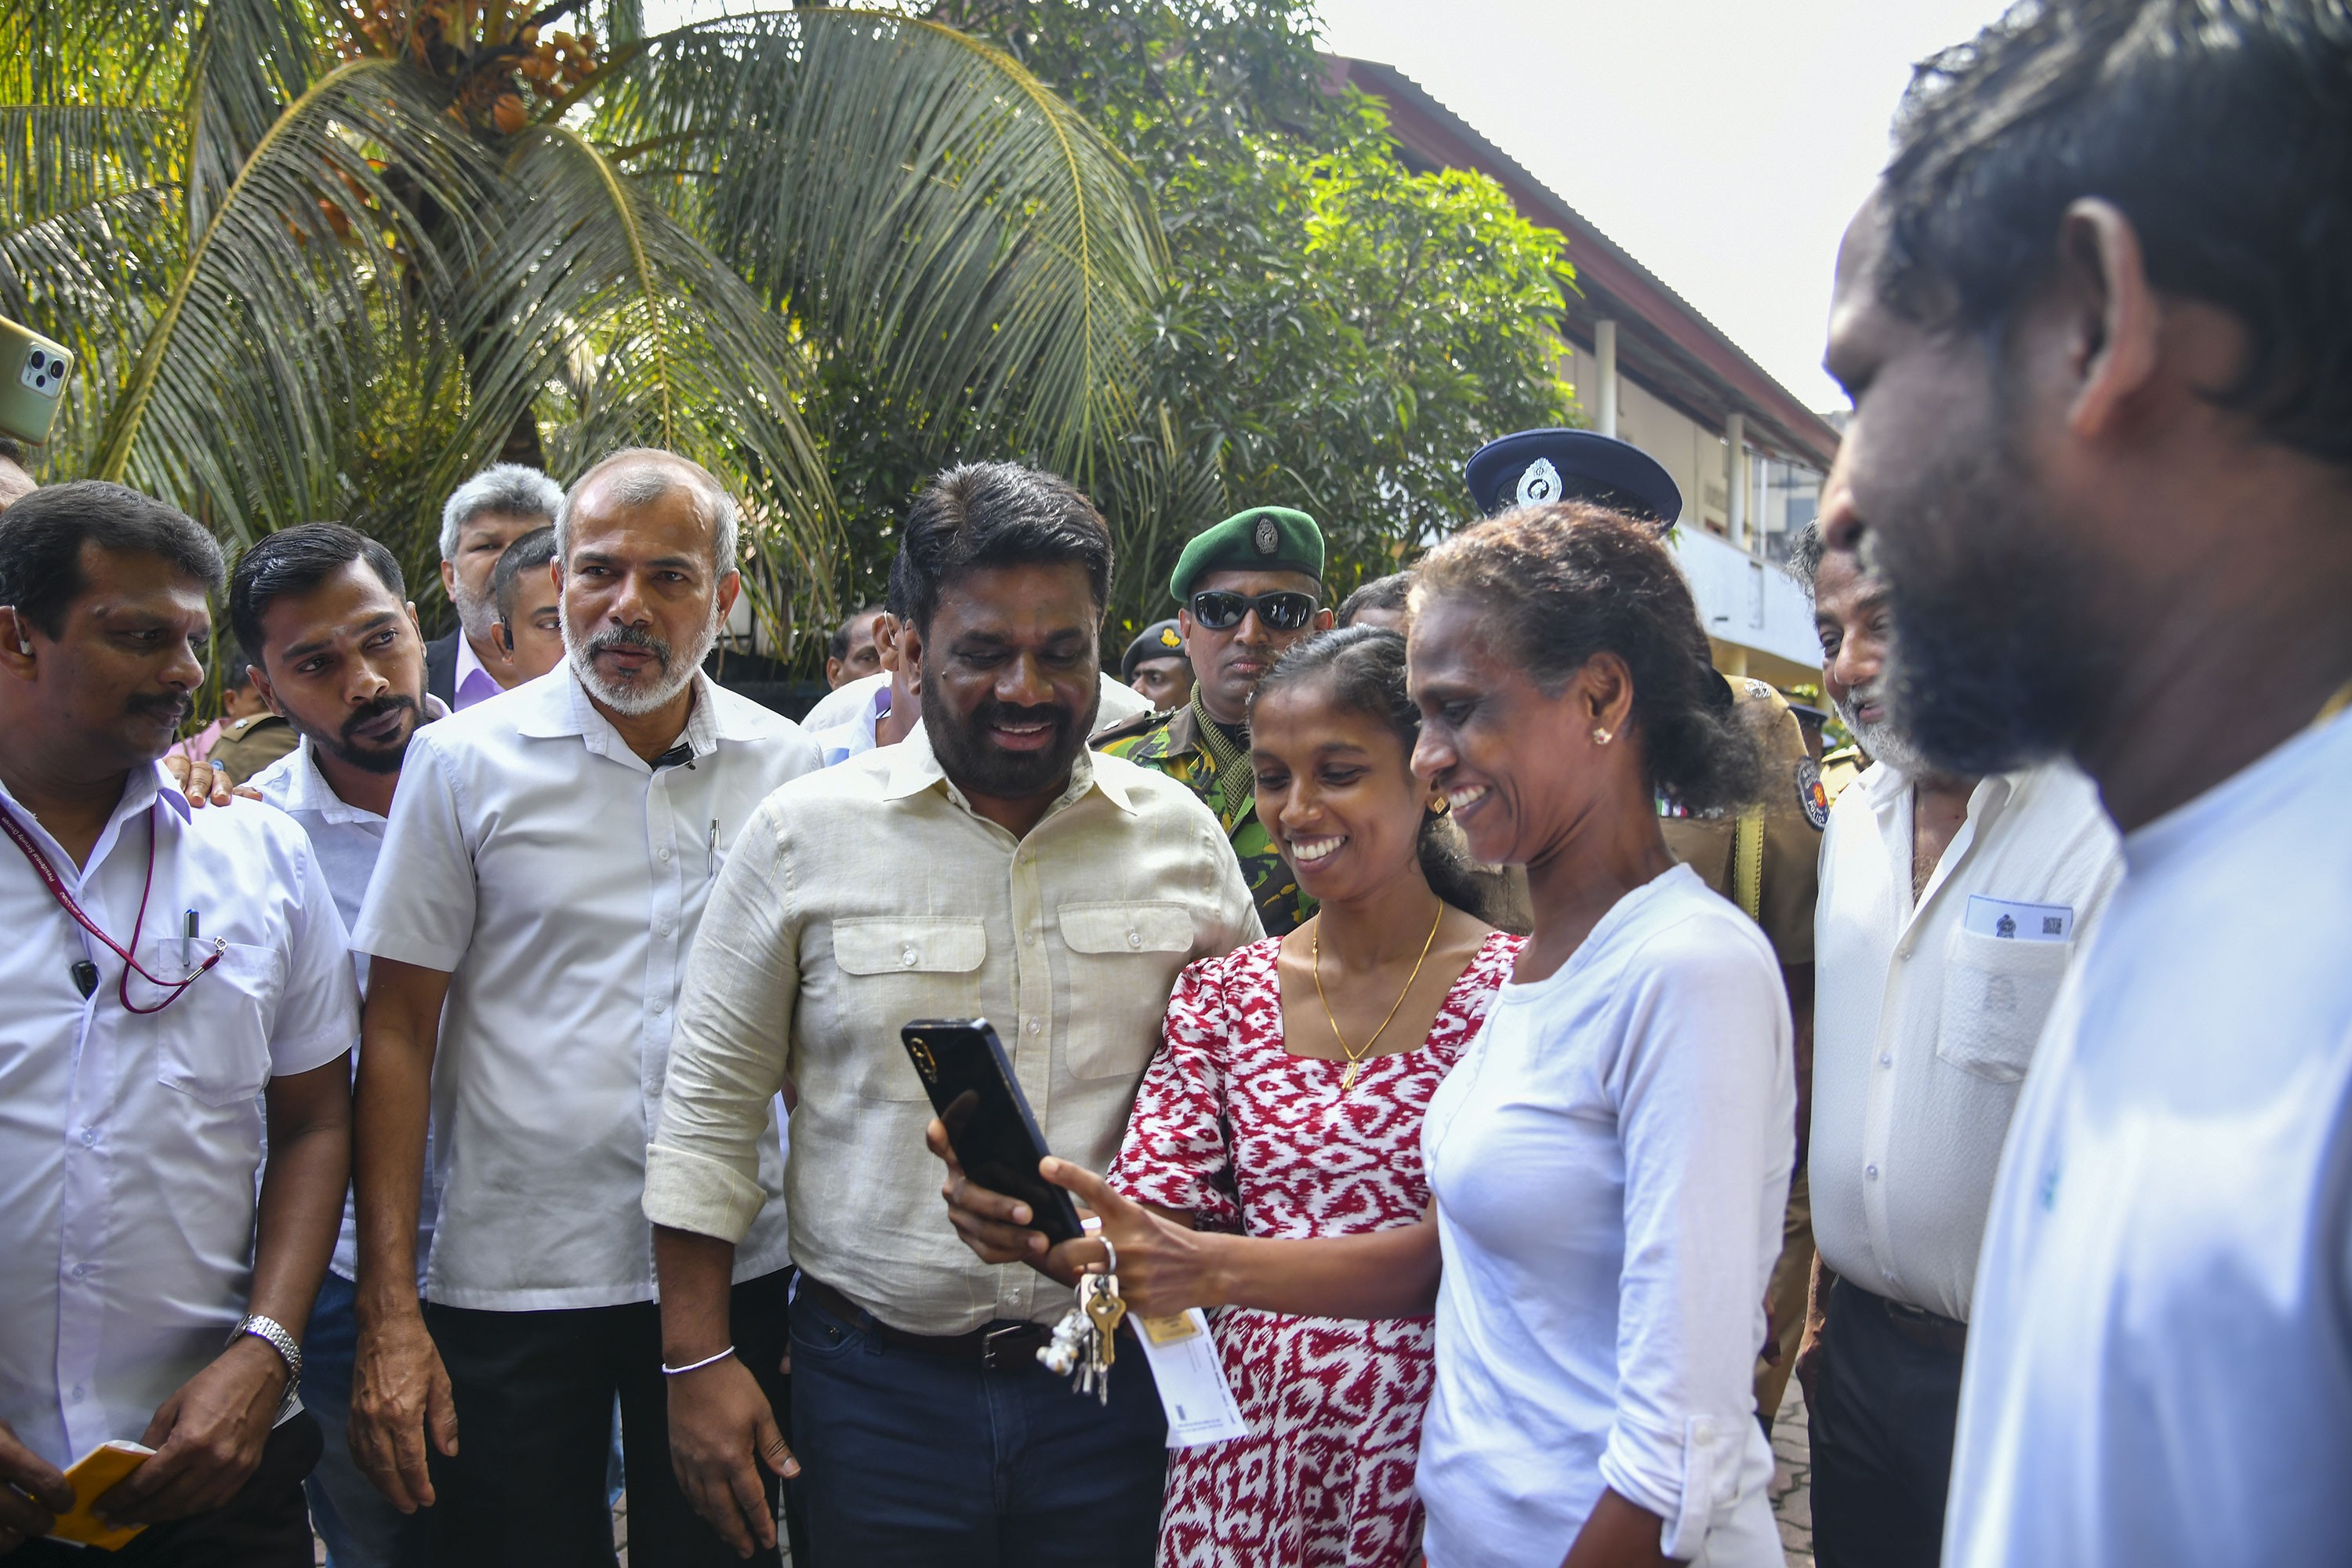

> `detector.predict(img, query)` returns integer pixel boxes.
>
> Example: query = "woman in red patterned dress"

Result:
[1109,626,1521,1568]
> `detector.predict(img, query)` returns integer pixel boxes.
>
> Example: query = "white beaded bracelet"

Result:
[660,1345,736,1377]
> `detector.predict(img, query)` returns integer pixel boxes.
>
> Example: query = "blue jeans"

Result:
[303,1270,434,1568]
[789,1284,1167,1567]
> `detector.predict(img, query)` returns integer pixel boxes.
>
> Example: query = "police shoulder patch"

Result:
[1795,757,1830,830]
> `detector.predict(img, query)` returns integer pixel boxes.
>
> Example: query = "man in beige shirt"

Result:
[642,462,1258,1565]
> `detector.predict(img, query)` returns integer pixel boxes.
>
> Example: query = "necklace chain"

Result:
[1312,898,1445,1092]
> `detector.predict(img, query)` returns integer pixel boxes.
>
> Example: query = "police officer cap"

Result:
[1463,429,1683,529]
[1168,506,1325,604]
[1121,619,1187,681]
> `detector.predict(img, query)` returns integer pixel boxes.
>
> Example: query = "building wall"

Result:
[1556,336,1824,684]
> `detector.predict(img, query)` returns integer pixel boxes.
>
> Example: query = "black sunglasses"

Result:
[1187,589,1319,632]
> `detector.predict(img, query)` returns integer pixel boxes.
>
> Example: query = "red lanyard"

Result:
[0,796,223,1014]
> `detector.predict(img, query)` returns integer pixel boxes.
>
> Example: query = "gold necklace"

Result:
[1312,899,1445,1092]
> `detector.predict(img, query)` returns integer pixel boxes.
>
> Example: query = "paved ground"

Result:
[1770,1377,1816,1566]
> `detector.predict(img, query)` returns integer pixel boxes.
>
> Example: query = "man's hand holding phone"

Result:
[925,1120,1223,1318]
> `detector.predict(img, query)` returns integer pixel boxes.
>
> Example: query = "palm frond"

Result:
[87,56,490,545]
[603,5,1165,478]
[429,124,839,626]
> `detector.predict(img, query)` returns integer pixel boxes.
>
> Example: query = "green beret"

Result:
[1168,506,1325,604]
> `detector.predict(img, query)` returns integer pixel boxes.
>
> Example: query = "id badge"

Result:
[1963,894,2074,943]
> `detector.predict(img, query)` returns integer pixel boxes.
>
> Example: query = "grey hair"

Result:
[554,448,739,575]
[439,464,564,561]
[1785,521,1825,597]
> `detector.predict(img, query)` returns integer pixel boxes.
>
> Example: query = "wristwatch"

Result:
[230,1314,303,1421]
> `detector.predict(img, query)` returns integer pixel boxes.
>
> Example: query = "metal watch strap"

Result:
[232,1314,303,1419]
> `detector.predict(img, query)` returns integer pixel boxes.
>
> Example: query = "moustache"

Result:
[585,624,672,670]
[128,690,192,728]
[339,692,418,746]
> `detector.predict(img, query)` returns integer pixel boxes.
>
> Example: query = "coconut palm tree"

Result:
[0,0,1163,632]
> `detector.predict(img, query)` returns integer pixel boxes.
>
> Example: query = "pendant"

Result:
[1341,1061,1359,1092]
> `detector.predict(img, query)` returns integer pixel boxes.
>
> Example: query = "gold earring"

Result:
[1592,726,1613,746]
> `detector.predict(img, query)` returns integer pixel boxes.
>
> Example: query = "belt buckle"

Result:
[981,1323,1034,1371]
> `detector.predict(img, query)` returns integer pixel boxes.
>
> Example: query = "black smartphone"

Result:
[902,1018,1087,1247]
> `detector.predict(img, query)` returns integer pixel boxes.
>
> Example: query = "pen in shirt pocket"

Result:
[707,818,720,873]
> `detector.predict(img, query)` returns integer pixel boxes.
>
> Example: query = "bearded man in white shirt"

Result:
[223,521,447,1568]
[1788,527,2119,1567]
[347,450,821,1567]
[0,482,359,1565]
[1821,5,2352,1563]
[643,461,1258,1565]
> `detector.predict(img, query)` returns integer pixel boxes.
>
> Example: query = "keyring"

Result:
[1099,1236,1118,1277]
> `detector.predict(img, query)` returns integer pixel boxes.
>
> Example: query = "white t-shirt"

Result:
[1944,710,2352,1567]
[1417,864,1793,1568]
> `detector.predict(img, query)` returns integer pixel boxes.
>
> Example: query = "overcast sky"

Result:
[1316,0,2013,414]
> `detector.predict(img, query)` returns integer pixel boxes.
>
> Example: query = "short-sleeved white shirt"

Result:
[1417,865,1792,1568]
[0,765,358,1471]
[250,714,448,1287]
[351,668,820,1311]
[1944,711,2352,1567]
[1810,760,2121,1319]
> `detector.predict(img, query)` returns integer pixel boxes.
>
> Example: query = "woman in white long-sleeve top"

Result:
[936,501,1794,1568]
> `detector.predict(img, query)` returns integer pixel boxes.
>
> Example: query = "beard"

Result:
[563,597,723,717]
[303,691,421,775]
[1831,684,1943,782]
[923,688,1091,803]
[1862,419,2115,779]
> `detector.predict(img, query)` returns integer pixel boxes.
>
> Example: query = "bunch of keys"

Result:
[1037,1236,1127,1404]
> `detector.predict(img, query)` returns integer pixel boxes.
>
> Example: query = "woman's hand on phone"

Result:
[1038,1160,1223,1319]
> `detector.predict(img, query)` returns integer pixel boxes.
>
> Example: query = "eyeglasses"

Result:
[1187,590,1319,633]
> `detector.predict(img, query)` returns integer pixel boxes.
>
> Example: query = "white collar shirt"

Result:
[0,764,358,1472]
[249,700,450,1286]
[642,723,1260,1336]
[351,667,821,1310]
[808,681,891,768]
[801,671,1153,760]
[450,633,505,711]
[1944,713,2352,1568]
[1809,760,2121,1319]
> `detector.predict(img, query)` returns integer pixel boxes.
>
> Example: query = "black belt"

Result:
[1868,1290,1969,1356]
[799,1276,1049,1371]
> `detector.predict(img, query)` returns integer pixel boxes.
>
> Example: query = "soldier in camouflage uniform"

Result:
[1094,506,1334,936]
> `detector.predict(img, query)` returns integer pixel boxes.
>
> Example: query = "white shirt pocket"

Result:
[1936,927,2072,1083]
[832,916,988,1102]
[1057,901,1193,1080]
[143,939,282,1107]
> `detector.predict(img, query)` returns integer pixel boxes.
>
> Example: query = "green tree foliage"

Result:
[0,0,1161,641]
[932,0,1581,641]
